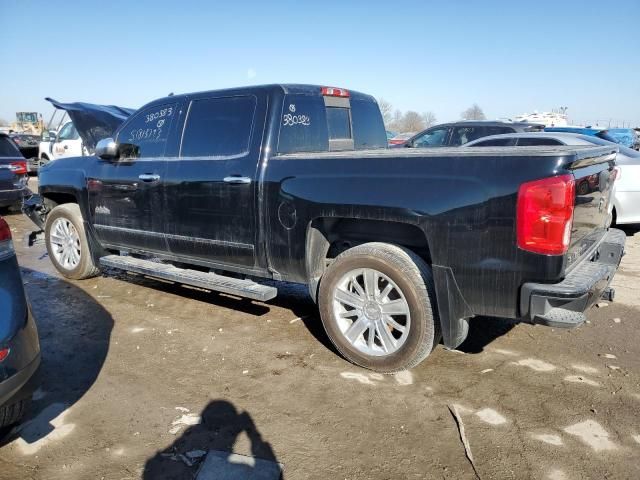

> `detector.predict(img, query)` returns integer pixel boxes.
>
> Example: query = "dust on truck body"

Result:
[24,84,625,372]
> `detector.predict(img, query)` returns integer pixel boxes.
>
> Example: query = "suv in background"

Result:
[394,121,544,148]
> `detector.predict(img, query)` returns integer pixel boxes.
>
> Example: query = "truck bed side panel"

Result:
[265,147,614,319]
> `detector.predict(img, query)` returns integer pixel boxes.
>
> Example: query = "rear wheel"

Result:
[318,242,441,372]
[45,203,100,280]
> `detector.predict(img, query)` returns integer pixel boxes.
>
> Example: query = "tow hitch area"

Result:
[21,194,47,247]
[22,194,47,229]
[601,287,615,302]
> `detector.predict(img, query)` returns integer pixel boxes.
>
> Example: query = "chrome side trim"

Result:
[94,224,254,250]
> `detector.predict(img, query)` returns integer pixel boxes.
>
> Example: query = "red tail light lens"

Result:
[321,86,350,98]
[0,217,14,256]
[517,174,575,255]
[0,348,9,362]
[0,217,11,241]
[9,161,27,175]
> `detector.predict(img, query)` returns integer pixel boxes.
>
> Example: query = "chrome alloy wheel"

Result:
[49,218,81,270]
[332,268,411,356]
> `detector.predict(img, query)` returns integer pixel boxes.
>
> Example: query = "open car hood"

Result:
[45,98,136,153]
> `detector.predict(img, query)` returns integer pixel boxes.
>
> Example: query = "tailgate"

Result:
[566,146,618,269]
[0,164,17,191]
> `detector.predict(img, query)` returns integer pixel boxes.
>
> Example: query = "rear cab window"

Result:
[277,88,386,154]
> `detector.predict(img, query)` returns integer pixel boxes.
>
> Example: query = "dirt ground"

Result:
[1,185,639,479]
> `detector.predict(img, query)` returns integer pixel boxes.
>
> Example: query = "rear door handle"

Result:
[223,176,251,184]
[138,174,161,182]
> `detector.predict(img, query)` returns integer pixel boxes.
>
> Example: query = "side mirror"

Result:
[48,131,56,141]
[95,138,119,160]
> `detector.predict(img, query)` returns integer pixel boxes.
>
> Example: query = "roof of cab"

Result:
[143,84,376,109]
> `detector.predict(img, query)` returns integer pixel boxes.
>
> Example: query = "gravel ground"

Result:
[1,191,639,480]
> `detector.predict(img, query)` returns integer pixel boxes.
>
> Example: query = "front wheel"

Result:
[45,203,100,280]
[318,242,441,373]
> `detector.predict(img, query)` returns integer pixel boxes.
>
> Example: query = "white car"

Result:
[465,132,640,225]
[38,121,85,167]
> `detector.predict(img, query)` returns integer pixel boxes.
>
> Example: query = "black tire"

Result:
[45,203,100,280]
[318,242,441,373]
[0,399,29,430]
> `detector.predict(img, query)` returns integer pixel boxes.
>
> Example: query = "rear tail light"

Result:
[517,174,575,255]
[321,86,350,98]
[0,348,9,362]
[0,217,14,255]
[9,161,27,175]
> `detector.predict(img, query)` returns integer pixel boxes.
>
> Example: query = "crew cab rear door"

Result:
[163,92,267,271]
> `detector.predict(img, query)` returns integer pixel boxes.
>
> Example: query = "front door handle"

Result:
[138,174,161,182]
[223,176,251,185]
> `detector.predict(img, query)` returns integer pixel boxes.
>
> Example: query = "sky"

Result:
[1,0,639,127]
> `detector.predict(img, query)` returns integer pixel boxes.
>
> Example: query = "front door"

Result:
[52,122,83,159]
[88,101,180,254]
[163,93,266,270]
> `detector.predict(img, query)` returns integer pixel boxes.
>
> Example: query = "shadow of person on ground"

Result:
[455,316,517,354]
[143,399,281,480]
[0,267,113,449]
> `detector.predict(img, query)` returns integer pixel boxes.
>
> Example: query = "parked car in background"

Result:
[393,121,544,148]
[388,132,415,145]
[605,128,639,150]
[9,134,39,160]
[385,130,397,142]
[465,132,640,225]
[0,216,40,434]
[25,84,624,372]
[0,134,30,211]
[545,126,639,150]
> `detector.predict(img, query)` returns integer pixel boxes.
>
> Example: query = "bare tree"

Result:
[388,110,403,132]
[401,111,425,133]
[461,104,486,121]
[377,98,394,126]
[421,111,437,128]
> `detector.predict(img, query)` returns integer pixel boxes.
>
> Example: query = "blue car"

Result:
[545,126,639,150]
[0,216,40,432]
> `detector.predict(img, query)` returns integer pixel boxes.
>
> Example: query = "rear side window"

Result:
[516,138,564,146]
[451,126,514,146]
[118,103,177,158]
[351,99,387,149]
[0,137,22,157]
[278,95,329,154]
[181,96,256,158]
[472,138,515,146]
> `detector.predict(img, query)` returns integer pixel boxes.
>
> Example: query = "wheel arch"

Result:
[305,217,432,302]
[305,216,473,349]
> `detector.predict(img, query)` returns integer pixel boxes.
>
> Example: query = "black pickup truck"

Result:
[25,84,625,372]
